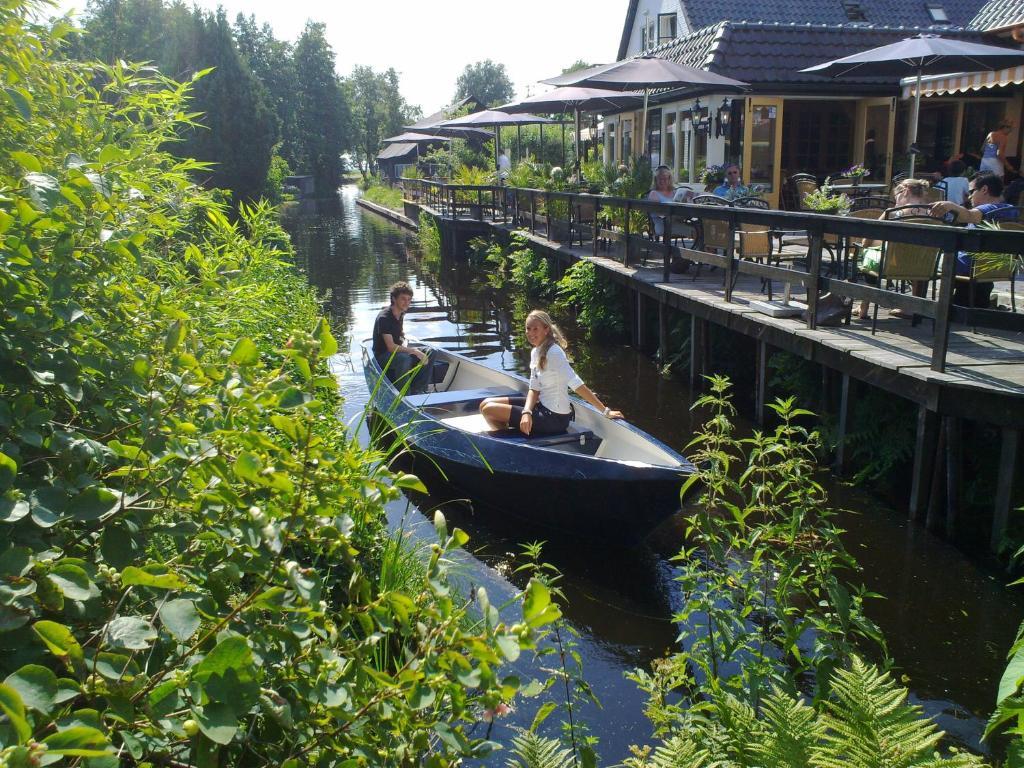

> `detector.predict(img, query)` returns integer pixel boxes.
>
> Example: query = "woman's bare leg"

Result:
[479,397,513,430]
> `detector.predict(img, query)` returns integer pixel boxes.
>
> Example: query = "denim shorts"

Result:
[506,395,571,436]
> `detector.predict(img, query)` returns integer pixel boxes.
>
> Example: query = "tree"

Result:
[293,21,350,191]
[562,59,593,74]
[454,59,514,107]
[349,65,421,179]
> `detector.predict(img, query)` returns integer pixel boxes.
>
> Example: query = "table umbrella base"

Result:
[749,299,807,318]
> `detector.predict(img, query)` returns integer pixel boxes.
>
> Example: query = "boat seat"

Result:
[405,386,523,413]
[438,413,602,455]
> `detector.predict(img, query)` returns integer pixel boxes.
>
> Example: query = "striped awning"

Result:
[901,65,1024,98]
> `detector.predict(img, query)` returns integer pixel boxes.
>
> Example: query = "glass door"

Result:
[856,98,895,183]
[742,98,783,207]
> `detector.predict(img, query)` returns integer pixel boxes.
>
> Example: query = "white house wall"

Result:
[625,0,686,58]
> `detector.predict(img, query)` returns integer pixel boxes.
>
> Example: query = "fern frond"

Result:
[645,734,712,768]
[506,730,574,768]
[814,656,944,768]
[752,689,822,768]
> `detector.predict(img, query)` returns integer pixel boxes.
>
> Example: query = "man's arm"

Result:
[382,333,425,361]
[930,201,982,225]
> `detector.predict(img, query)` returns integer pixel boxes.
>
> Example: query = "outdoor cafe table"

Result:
[830,182,887,199]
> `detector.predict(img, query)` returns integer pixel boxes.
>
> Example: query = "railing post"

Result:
[545,192,552,240]
[623,201,631,266]
[931,247,957,372]
[529,191,536,234]
[805,223,824,330]
[724,211,736,302]
[592,198,601,259]
[663,213,672,283]
[477,188,483,221]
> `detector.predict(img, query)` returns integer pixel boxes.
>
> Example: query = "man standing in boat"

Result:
[372,281,430,393]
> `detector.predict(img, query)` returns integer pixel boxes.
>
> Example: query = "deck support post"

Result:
[755,339,769,426]
[925,417,947,533]
[658,301,669,365]
[945,416,962,539]
[636,290,646,351]
[992,428,1020,553]
[690,315,707,393]
[909,406,940,521]
[834,373,853,476]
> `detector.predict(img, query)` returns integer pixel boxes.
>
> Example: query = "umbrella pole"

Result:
[495,125,500,175]
[641,89,649,166]
[561,120,566,168]
[909,69,922,178]
[517,124,522,164]
[539,123,544,163]
[575,107,582,179]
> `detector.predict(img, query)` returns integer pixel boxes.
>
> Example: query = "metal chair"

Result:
[570,198,597,248]
[957,220,1022,312]
[884,204,933,220]
[868,216,944,334]
[794,179,819,210]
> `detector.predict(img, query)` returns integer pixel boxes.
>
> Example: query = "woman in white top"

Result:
[648,165,693,238]
[480,310,623,436]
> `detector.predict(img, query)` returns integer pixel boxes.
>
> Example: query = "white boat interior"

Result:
[392,345,684,469]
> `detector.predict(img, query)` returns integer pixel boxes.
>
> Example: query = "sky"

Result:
[54,0,628,116]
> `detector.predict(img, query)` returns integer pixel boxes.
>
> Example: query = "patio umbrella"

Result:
[438,110,559,174]
[801,35,1024,176]
[498,86,644,174]
[540,57,749,163]
[381,132,451,144]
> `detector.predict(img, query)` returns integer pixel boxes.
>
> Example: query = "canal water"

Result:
[285,186,1022,763]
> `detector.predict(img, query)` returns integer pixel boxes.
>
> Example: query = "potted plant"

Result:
[801,177,851,215]
[842,163,871,186]
[698,164,726,192]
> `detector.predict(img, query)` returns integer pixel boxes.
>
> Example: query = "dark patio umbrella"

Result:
[439,110,559,174]
[540,57,749,159]
[801,35,1024,176]
[498,86,644,173]
[381,131,451,144]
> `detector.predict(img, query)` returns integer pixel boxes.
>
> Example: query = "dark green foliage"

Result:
[455,59,515,107]
[556,261,626,339]
[350,65,421,179]
[0,8,561,765]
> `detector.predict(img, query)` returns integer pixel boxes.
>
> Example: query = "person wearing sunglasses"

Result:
[713,163,750,200]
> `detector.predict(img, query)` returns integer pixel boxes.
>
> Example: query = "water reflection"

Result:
[286,187,1021,761]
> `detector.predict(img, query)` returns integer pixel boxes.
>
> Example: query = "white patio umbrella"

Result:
[438,110,559,174]
[801,35,1024,176]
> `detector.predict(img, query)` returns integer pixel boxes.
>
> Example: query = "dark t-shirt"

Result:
[372,306,403,361]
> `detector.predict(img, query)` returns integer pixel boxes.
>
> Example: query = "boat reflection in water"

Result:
[362,340,696,543]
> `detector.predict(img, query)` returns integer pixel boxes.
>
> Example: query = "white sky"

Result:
[53,0,627,116]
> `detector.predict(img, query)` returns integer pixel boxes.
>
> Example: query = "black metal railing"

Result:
[400,181,1024,374]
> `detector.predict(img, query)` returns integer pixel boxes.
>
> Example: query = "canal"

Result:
[285,186,1022,763]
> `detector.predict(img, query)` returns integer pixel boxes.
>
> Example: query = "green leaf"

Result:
[0,683,31,743]
[24,172,60,210]
[100,524,142,569]
[228,338,259,366]
[0,498,29,523]
[4,87,32,120]
[120,566,185,590]
[42,725,111,756]
[4,664,57,712]
[159,599,200,641]
[193,636,259,708]
[409,683,436,710]
[69,486,119,521]
[93,652,137,681]
[48,563,98,601]
[33,621,84,666]
[523,579,551,624]
[233,452,261,483]
[530,700,558,732]
[103,616,157,650]
[29,486,68,527]
[276,387,307,409]
[164,320,185,352]
[10,152,40,173]
[496,634,521,662]
[0,547,33,577]
[98,144,124,165]
[394,473,427,493]
[314,318,338,356]
[0,452,16,490]
[195,702,238,745]
[998,644,1024,705]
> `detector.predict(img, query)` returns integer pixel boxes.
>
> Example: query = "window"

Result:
[622,119,633,160]
[663,112,676,174]
[841,0,866,20]
[926,3,949,22]
[607,122,616,164]
[658,13,677,44]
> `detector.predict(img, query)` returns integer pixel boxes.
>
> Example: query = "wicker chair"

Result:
[850,196,892,212]
[867,216,944,334]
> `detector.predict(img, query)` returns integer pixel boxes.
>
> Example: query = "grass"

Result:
[362,183,404,212]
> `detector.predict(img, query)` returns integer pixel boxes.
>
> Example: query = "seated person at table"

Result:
[855,179,934,318]
[647,165,692,237]
[930,173,1020,306]
[1004,158,1024,207]
[372,281,430,393]
[713,163,750,199]
[941,159,970,206]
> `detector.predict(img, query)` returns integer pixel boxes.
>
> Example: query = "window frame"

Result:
[657,13,677,45]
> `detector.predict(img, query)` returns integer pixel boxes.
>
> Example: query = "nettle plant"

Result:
[0,5,558,766]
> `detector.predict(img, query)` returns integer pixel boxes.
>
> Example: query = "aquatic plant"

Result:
[556,261,626,339]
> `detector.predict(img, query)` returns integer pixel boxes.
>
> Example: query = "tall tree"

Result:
[349,65,421,178]
[293,21,350,191]
[454,60,514,107]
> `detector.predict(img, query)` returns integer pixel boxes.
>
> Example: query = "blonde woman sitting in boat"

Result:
[480,309,623,436]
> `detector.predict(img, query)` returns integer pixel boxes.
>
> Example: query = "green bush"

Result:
[261,149,293,205]
[556,261,625,339]
[0,7,560,766]
[362,182,404,211]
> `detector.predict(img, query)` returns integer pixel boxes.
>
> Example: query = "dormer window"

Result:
[926,3,950,23]
[841,0,867,20]
[658,13,677,44]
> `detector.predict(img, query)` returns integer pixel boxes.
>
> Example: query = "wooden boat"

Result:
[362,341,696,539]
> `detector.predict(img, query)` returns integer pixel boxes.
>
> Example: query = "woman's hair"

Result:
[894,178,930,200]
[526,309,568,370]
[999,118,1014,130]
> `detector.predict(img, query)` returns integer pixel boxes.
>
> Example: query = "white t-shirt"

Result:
[529,344,583,415]
[942,176,969,206]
